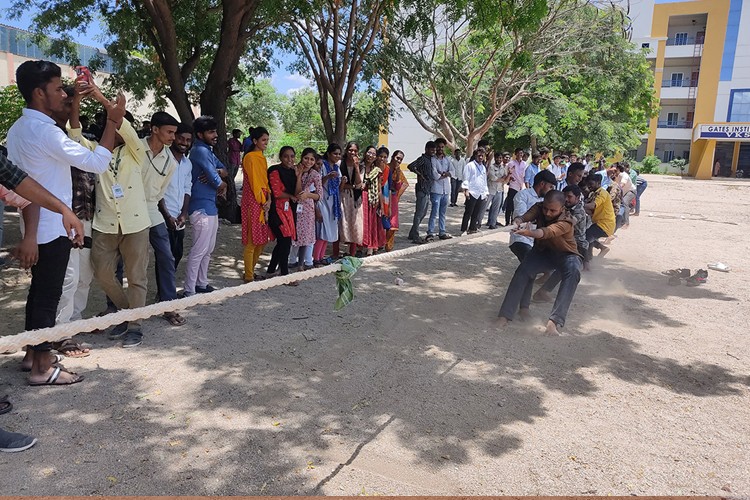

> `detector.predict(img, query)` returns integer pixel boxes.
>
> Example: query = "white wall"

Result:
[715,0,750,122]
[387,94,433,163]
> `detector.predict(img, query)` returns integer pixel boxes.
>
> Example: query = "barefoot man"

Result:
[496,190,583,336]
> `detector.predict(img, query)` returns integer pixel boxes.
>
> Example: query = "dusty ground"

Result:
[0,174,748,495]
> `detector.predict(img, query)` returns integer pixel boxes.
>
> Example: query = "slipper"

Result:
[686,269,708,287]
[28,366,84,386]
[707,262,730,272]
[662,268,690,278]
[53,340,91,358]
[284,281,300,287]
[21,353,64,372]
[0,395,11,415]
[163,312,186,326]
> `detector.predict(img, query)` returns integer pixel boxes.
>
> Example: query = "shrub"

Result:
[670,158,688,175]
[641,155,661,174]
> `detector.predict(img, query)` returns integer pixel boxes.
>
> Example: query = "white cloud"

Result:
[285,73,310,84]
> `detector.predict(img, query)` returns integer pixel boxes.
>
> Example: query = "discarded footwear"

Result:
[0,395,11,415]
[686,269,708,287]
[163,312,186,326]
[662,268,691,278]
[707,262,730,272]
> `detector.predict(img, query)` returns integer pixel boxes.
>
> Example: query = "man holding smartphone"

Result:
[159,123,193,272]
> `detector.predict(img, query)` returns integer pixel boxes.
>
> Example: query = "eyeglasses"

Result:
[366,151,376,157]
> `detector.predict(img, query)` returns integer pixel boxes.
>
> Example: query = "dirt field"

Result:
[0,174,748,495]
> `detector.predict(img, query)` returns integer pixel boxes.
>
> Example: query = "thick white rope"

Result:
[0,228,501,352]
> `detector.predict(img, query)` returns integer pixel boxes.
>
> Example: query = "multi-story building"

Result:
[631,0,750,178]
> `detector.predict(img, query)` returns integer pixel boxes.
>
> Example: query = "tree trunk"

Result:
[530,135,538,155]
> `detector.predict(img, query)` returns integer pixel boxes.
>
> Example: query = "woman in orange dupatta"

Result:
[241,127,271,282]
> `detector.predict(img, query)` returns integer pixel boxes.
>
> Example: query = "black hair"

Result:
[539,147,549,154]
[544,189,565,205]
[533,169,557,187]
[176,122,194,135]
[326,143,341,155]
[151,111,180,128]
[471,147,487,161]
[553,154,562,160]
[532,153,541,162]
[300,147,317,159]
[425,141,436,150]
[124,110,135,124]
[232,128,241,136]
[246,126,270,152]
[391,149,404,161]
[434,138,447,146]
[377,146,390,157]
[477,139,490,148]
[279,145,295,158]
[63,85,75,97]
[16,60,62,103]
[193,115,218,134]
[514,147,524,154]
[568,162,585,175]
[586,174,602,186]
[563,184,582,198]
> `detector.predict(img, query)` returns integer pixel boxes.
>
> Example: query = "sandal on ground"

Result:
[52,340,91,358]
[662,268,690,278]
[284,281,300,287]
[28,366,84,386]
[0,395,11,415]
[21,353,64,372]
[163,312,186,326]
[686,269,708,287]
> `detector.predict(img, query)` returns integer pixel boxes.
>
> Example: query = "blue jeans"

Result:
[428,192,449,235]
[486,190,504,227]
[635,180,648,214]
[408,190,431,240]
[498,249,582,327]
[150,223,177,302]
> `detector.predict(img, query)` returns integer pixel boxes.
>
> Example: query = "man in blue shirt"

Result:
[183,116,227,296]
[524,153,541,188]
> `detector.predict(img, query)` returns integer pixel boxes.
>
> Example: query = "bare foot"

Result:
[545,320,561,336]
[518,308,531,321]
[583,261,591,272]
[598,246,610,258]
[533,290,554,303]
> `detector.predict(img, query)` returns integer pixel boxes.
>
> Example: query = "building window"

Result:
[671,73,684,87]
[674,32,689,46]
[728,90,750,122]
[666,112,679,126]
[683,151,690,161]
[642,42,650,49]
[663,150,675,162]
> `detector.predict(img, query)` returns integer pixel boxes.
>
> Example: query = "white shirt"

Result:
[6,108,112,244]
[450,156,466,181]
[461,160,489,199]
[431,155,452,195]
[618,172,635,193]
[509,187,543,247]
[163,155,193,218]
[487,160,508,196]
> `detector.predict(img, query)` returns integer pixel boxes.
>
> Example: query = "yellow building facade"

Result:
[632,0,750,178]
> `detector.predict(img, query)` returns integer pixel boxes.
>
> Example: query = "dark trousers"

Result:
[105,259,124,311]
[450,178,462,205]
[168,226,185,269]
[268,226,292,276]
[26,237,71,351]
[504,188,519,225]
[461,194,486,232]
[408,190,431,240]
[509,242,532,262]
[585,223,608,261]
[635,180,647,215]
[150,223,177,302]
[498,248,582,328]
[542,244,588,291]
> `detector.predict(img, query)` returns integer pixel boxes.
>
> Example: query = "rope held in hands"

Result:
[0,229,499,353]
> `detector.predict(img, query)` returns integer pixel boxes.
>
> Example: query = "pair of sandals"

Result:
[664,268,707,286]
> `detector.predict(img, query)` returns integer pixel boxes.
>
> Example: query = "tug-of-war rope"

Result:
[0,228,501,353]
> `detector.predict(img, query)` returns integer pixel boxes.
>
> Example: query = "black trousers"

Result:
[168,226,186,269]
[26,236,71,351]
[504,188,519,225]
[509,242,532,263]
[268,225,292,276]
[461,194,486,232]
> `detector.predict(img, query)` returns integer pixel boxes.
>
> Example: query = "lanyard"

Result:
[110,147,123,178]
[147,149,170,176]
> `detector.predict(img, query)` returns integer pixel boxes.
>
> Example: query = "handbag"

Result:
[381,214,391,230]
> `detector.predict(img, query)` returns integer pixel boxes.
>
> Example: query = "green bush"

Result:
[640,155,661,174]
[670,158,687,174]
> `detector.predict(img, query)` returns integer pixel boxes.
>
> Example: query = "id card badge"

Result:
[309,184,316,193]
[296,203,304,214]
[112,184,125,199]
[284,201,290,212]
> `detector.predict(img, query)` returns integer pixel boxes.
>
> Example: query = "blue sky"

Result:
[0,9,310,95]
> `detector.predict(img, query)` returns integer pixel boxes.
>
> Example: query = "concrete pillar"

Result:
[731,142,741,176]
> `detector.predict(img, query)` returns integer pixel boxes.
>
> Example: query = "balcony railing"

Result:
[661,79,698,88]
[666,35,705,46]
[657,120,693,129]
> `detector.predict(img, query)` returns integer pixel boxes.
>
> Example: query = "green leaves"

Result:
[0,85,25,143]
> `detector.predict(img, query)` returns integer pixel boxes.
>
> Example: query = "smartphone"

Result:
[75,66,92,84]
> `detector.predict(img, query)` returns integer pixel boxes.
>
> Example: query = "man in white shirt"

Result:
[460,147,490,234]
[508,169,557,262]
[504,147,528,225]
[616,164,636,229]
[7,60,123,385]
[486,151,510,229]
[427,138,453,240]
[547,154,567,191]
[449,147,466,207]
[159,123,193,271]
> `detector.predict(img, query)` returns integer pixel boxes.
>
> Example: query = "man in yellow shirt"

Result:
[583,173,616,262]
